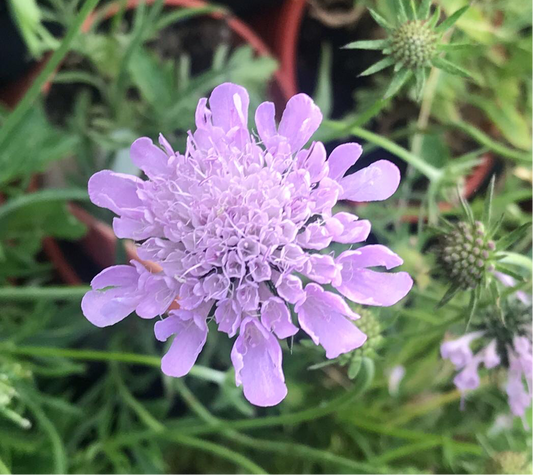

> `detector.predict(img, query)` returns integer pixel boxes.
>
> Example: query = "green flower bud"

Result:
[436,220,497,290]
[391,20,437,69]
[487,452,532,475]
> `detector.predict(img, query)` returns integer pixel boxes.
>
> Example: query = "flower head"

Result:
[441,298,532,419]
[82,83,413,406]
[343,0,471,100]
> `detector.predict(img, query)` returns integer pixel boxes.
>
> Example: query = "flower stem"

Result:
[0,286,89,301]
[2,345,225,384]
[323,120,442,182]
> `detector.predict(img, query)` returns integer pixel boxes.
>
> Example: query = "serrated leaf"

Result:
[343,39,389,50]
[432,57,472,78]
[384,68,412,98]
[368,8,394,30]
[359,56,395,77]
[436,5,469,34]
[496,223,532,251]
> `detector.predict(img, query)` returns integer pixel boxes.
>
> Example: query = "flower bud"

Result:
[391,20,437,69]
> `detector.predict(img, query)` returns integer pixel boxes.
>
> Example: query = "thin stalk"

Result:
[0,189,89,222]
[450,120,531,164]
[3,346,224,384]
[324,120,442,181]
[116,372,266,474]
[0,0,101,149]
[0,286,89,301]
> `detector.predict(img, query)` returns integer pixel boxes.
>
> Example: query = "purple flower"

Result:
[442,332,532,418]
[82,83,413,406]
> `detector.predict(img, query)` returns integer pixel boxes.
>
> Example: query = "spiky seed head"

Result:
[437,220,496,290]
[391,20,437,70]
[487,452,532,475]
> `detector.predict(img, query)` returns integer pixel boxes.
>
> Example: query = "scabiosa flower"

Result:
[81,83,413,406]
[441,298,532,419]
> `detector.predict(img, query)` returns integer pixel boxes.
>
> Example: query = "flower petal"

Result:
[155,312,208,378]
[278,93,322,151]
[130,137,170,178]
[231,318,287,407]
[209,83,249,132]
[339,160,400,202]
[334,246,413,306]
[330,212,371,244]
[295,283,366,359]
[255,101,277,146]
[261,297,298,339]
[88,170,143,216]
[81,288,139,328]
[328,143,362,182]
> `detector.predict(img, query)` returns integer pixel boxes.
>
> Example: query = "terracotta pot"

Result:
[39,0,292,284]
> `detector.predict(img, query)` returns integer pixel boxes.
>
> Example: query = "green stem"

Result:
[0,0,101,149]
[0,189,89,222]
[18,390,67,474]
[2,346,224,384]
[0,286,89,301]
[116,372,266,474]
[159,379,385,474]
[0,455,10,475]
[450,120,531,164]
[324,120,442,181]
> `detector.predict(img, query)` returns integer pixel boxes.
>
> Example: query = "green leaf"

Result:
[408,0,418,20]
[437,43,480,51]
[437,284,461,308]
[396,0,409,22]
[482,175,495,227]
[343,39,389,50]
[313,43,333,119]
[488,213,505,239]
[465,286,480,330]
[418,0,432,19]
[384,68,412,98]
[458,187,475,224]
[428,5,441,28]
[431,57,472,78]
[469,93,532,151]
[368,8,394,30]
[496,223,532,251]
[494,263,527,283]
[348,357,363,380]
[359,56,395,77]
[436,5,469,34]
[128,46,172,106]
